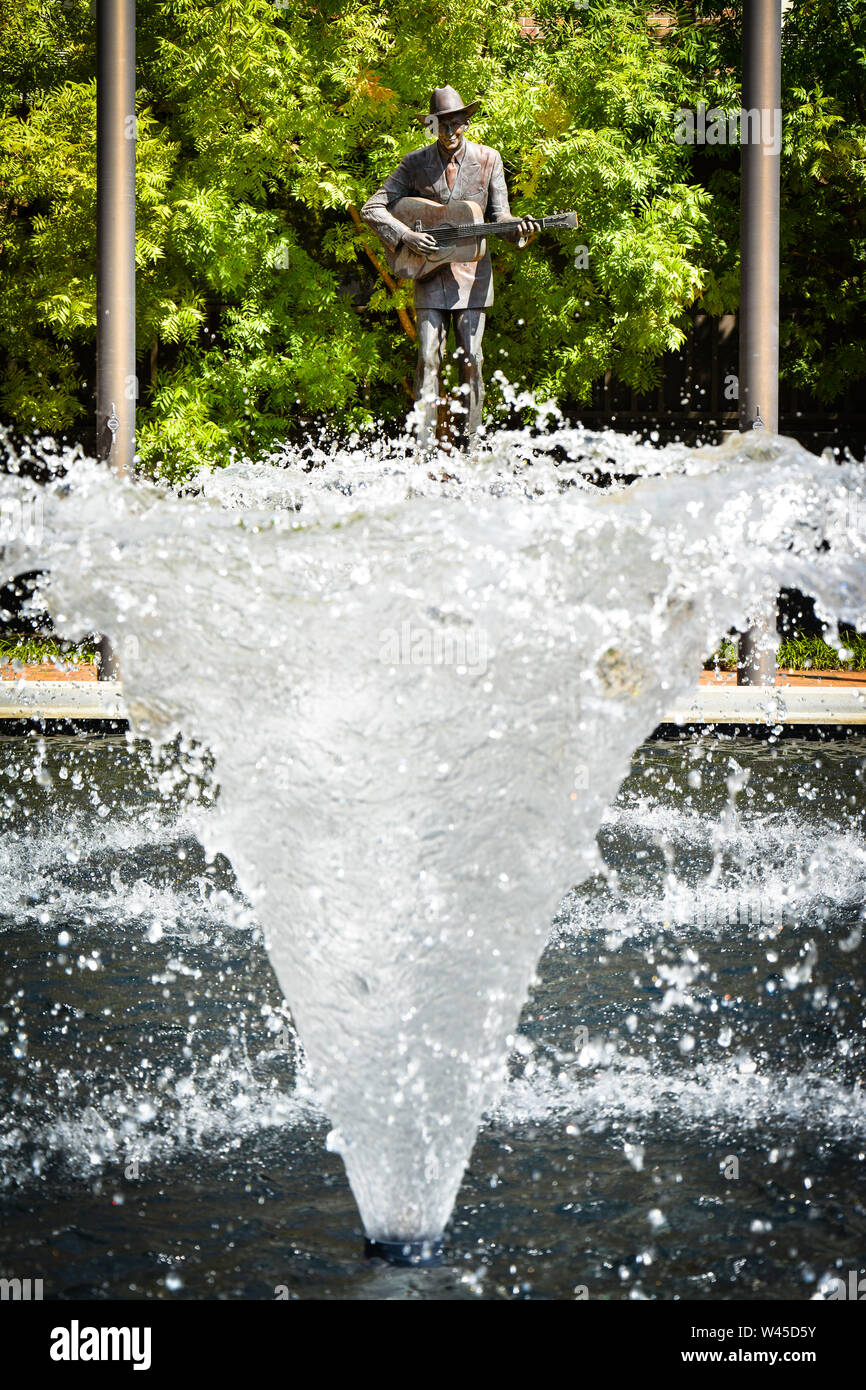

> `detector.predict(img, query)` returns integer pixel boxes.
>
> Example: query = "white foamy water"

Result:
[1,422,864,1241]
[496,1053,866,1135]
[0,1050,321,1189]
[562,798,866,942]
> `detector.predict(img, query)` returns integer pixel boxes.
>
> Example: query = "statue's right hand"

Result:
[400,229,437,255]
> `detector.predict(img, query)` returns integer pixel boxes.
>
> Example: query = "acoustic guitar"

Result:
[384,196,579,281]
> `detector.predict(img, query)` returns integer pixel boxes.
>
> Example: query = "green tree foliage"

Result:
[0,0,863,479]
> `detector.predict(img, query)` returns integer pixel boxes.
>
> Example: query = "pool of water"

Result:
[1,730,863,1300]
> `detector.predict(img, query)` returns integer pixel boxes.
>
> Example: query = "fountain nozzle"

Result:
[364,1236,443,1267]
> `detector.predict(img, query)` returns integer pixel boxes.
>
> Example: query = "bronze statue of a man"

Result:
[360,86,540,453]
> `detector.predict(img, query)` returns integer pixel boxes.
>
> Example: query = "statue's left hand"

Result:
[516,216,542,247]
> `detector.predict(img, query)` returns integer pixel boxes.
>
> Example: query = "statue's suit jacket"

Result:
[360,138,521,310]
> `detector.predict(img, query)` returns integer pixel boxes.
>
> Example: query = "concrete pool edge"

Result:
[0,679,864,733]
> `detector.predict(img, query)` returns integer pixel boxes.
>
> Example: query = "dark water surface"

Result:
[1,732,864,1300]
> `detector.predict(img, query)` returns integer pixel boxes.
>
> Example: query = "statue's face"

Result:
[436,116,468,155]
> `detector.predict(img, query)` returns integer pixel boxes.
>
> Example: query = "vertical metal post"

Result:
[738,0,781,435]
[737,604,777,685]
[96,0,136,475]
[95,1,135,681]
[737,0,781,685]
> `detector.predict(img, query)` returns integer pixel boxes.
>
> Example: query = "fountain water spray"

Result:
[1,421,863,1259]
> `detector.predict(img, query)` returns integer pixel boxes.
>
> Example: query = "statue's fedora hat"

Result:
[417,85,482,126]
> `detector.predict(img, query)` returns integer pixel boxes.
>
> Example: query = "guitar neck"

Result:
[440,215,557,240]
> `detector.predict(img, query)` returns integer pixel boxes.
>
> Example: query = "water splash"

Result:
[1,422,864,1243]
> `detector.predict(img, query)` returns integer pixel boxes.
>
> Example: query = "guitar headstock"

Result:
[545,211,578,230]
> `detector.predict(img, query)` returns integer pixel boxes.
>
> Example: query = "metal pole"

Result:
[737,605,777,685]
[96,0,136,475]
[95,1,135,681]
[737,0,781,686]
[739,0,781,435]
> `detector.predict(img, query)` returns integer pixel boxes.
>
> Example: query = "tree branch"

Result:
[347,204,416,341]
